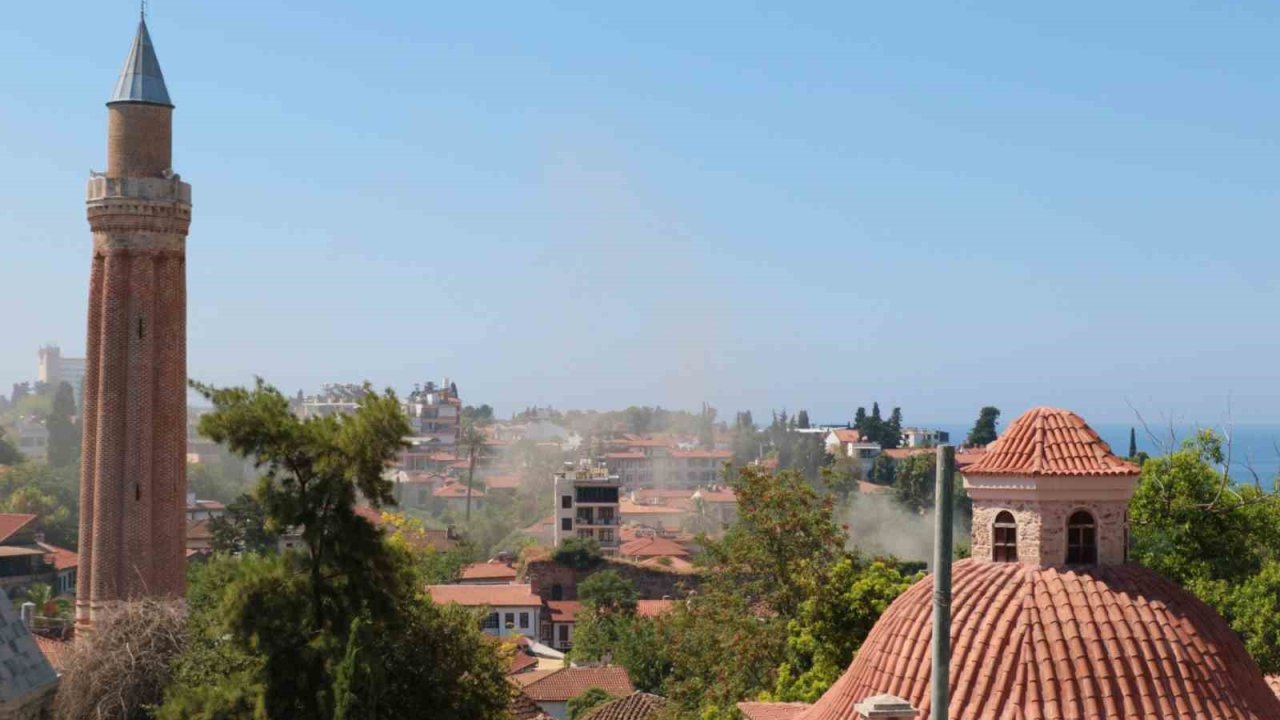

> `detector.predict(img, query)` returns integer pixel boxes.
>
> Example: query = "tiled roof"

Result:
[580,692,667,720]
[795,559,1280,720]
[954,448,987,469]
[829,429,863,444]
[667,449,732,459]
[605,452,647,460]
[694,489,736,503]
[33,634,71,674]
[962,406,1140,477]
[459,561,518,581]
[520,666,636,702]
[636,599,675,617]
[0,513,37,544]
[620,500,686,516]
[434,483,486,498]
[639,555,699,574]
[619,537,689,559]
[546,600,582,623]
[737,702,812,720]
[35,542,77,571]
[486,474,522,490]
[509,684,554,720]
[427,583,541,607]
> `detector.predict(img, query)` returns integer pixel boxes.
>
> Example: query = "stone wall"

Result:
[972,499,1129,567]
[525,559,698,601]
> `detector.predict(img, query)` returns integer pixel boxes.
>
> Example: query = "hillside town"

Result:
[3,6,1280,720]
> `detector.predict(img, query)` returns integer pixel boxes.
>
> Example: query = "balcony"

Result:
[575,515,618,527]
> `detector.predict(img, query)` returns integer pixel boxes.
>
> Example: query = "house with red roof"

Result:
[458,559,518,585]
[515,666,635,720]
[0,514,60,595]
[428,583,541,641]
[433,479,485,514]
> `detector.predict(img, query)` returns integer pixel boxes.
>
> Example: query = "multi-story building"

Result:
[12,418,48,463]
[901,427,950,448]
[404,380,461,448]
[37,345,87,404]
[299,383,367,419]
[553,462,621,554]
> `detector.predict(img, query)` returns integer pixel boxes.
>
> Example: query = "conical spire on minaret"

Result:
[108,18,172,107]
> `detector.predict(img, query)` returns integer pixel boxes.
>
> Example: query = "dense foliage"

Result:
[1129,430,1280,673]
[966,406,1000,446]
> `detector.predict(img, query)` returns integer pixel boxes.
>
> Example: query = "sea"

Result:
[925,422,1280,485]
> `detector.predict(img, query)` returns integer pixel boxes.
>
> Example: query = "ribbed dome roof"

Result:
[796,559,1280,720]
[964,407,1140,477]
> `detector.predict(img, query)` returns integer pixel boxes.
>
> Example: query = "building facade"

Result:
[76,18,191,628]
[37,346,87,404]
[553,463,621,554]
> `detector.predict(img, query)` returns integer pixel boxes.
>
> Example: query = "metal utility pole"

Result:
[931,444,955,720]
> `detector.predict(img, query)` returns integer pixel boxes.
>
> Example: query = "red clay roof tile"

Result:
[519,666,635,702]
[794,559,1280,720]
[963,407,1140,477]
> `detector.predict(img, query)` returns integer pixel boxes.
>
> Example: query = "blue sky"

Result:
[2,2,1278,425]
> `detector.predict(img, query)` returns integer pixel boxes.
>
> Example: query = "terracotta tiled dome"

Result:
[796,559,1280,720]
[964,407,1140,477]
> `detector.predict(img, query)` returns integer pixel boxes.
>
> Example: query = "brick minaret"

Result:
[76,17,191,628]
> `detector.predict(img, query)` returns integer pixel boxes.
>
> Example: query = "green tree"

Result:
[554,536,603,570]
[796,410,810,430]
[966,407,1000,446]
[45,381,79,467]
[182,379,410,717]
[578,570,638,614]
[893,454,935,514]
[882,407,903,450]
[0,462,79,547]
[770,557,916,702]
[460,422,486,524]
[210,493,279,554]
[1128,427,1138,459]
[567,688,615,720]
[868,455,895,487]
[0,426,21,466]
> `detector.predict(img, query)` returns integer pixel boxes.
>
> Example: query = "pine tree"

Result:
[966,407,1001,446]
[1128,427,1138,459]
[46,382,79,467]
[797,410,810,430]
[853,407,867,431]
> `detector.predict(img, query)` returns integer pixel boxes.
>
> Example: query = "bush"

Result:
[553,537,603,570]
[54,601,186,720]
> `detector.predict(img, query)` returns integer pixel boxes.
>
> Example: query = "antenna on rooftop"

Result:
[141,0,148,20]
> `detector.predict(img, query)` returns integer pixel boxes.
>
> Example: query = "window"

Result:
[576,486,619,504]
[505,612,515,629]
[599,529,614,543]
[519,612,529,629]
[483,613,499,629]
[561,518,572,531]
[992,511,1018,563]
[577,529,593,539]
[551,584,563,601]
[1066,510,1097,566]
[557,624,570,647]
[562,495,573,509]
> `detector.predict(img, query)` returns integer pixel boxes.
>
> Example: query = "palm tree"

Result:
[20,583,56,617]
[460,422,486,524]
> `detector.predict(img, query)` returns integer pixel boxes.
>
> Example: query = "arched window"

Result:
[992,511,1018,563]
[1066,510,1097,565]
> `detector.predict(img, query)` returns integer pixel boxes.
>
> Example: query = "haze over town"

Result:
[3,3,1280,424]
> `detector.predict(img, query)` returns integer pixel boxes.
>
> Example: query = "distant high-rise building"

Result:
[77,16,191,628]
[37,345,87,403]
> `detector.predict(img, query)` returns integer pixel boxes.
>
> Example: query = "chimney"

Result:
[854,694,918,720]
[20,601,36,629]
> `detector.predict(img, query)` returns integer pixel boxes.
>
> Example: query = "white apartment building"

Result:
[37,345,87,404]
[553,462,621,554]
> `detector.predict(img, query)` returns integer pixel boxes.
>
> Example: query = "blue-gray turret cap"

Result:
[108,18,172,107]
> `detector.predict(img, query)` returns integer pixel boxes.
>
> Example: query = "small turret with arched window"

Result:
[961,407,1141,569]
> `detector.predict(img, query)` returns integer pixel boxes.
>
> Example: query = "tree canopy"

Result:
[966,406,1000,446]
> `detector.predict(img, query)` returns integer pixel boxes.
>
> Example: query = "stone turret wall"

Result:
[972,498,1129,567]
[525,559,698,601]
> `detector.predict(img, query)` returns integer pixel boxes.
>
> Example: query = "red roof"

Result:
[619,537,689,559]
[509,684,554,719]
[636,599,675,617]
[795,559,1280,720]
[546,600,582,623]
[619,500,685,516]
[963,406,1141,477]
[485,474,522,490]
[34,635,73,674]
[36,542,77,571]
[519,666,636,702]
[580,692,667,720]
[828,429,863,444]
[459,561,518,581]
[0,513,37,544]
[434,483,486,498]
[737,702,811,720]
[428,583,541,607]
[693,489,736,503]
